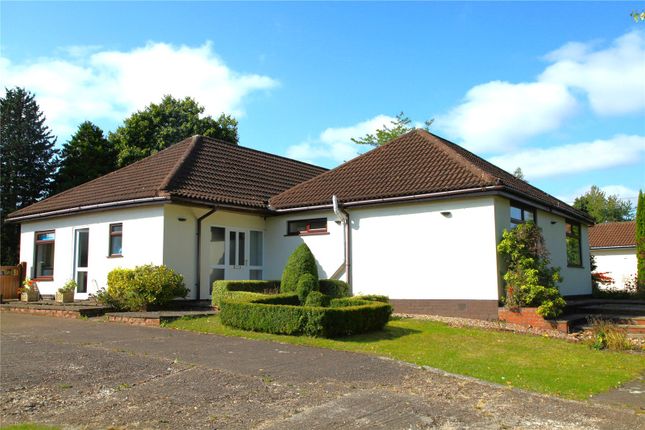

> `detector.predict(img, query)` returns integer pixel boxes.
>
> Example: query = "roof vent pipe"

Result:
[333,195,347,224]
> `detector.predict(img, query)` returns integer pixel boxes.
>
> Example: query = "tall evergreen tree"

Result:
[55,121,116,193]
[1,87,58,264]
[637,190,645,290]
[109,95,238,167]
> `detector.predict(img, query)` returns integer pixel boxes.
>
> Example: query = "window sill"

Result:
[33,277,53,282]
[567,264,584,269]
[284,231,330,237]
[107,254,123,259]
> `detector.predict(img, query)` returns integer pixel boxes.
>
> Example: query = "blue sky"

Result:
[2,1,644,206]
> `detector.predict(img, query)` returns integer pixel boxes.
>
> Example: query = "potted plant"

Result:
[56,280,76,303]
[19,278,39,302]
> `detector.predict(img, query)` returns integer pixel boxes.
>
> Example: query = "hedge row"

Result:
[219,295,392,338]
[211,280,280,308]
[212,279,350,308]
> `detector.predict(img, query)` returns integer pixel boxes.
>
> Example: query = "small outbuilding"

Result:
[589,221,637,291]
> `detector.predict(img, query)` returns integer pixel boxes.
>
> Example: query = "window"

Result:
[34,230,55,279]
[287,218,327,235]
[510,203,535,228]
[566,221,582,267]
[109,223,122,256]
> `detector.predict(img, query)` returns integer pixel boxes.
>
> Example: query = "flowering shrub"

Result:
[18,278,38,296]
[97,265,188,311]
[497,222,566,319]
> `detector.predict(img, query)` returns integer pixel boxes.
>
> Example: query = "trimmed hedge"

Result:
[281,244,319,294]
[219,294,392,338]
[211,280,280,308]
[212,279,349,307]
[305,291,331,307]
[296,273,317,303]
[318,279,350,298]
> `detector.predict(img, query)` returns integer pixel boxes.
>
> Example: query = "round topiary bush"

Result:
[304,290,330,307]
[296,273,318,304]
[281,243,319,294]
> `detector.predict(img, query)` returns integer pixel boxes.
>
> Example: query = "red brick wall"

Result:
[107,315,160,327]
[1,307,82,319]
[498,307,569,332]
[391,299,499,320]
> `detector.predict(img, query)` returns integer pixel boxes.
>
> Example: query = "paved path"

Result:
[1,313,642,429]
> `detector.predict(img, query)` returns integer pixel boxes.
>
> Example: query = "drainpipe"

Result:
[333,195,352,288]
[195,208,217,301]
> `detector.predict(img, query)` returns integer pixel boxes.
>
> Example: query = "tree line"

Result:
[1,87,238,264]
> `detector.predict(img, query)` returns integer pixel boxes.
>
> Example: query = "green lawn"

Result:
[166,316,645,400]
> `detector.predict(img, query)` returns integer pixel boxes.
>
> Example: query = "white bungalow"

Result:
[7,130,593,319]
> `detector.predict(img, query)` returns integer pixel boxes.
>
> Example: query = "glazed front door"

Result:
[227,229,248,280]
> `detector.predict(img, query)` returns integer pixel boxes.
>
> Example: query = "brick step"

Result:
[578,324,645,335]
[566,305,645,317]
[572,314,645,325]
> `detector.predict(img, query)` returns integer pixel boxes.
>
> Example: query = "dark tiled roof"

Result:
[589,221,636,248]
[7,136,327,220]
[269,130,592,223]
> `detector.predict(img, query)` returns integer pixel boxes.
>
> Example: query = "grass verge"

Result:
[165,315,645,400]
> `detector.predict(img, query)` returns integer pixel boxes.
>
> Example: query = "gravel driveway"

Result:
[0,312,642,429]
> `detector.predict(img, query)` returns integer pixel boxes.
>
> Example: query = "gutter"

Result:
[590,245,636,250]
[270,185,593,225]
[195,208,217,301]
[5,197,171,222]
[270,186,505,213]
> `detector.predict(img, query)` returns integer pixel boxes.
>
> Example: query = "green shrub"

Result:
[318,279,350,298]
[497,222,566,319]
[219,293,392,337]
[281,244,319,294]
[99,265,188,311]
[211,280,280,308]
[296,273,318,303]
[58,279,77,293]
[304,291,331,307]
[586,318,633,351]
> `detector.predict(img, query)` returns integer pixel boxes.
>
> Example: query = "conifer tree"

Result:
[1,87,58,264]
[637,190,645,290]
[55,121,116,193]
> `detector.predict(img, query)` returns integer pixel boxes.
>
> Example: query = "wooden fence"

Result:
[0,262,26,301]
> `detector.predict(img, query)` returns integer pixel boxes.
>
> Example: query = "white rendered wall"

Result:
[591,248,637,290]
[18,205,165,297]
[535,209,592,296]
[349,197,500,300]
[264,210,345,282]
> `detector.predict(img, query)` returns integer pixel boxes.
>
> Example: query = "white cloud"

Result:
[437,81,577,152]
[286,114,396,165]
[0,42,278,137]
[437,30,645,151]
[539,31,645,115]
[540,31,645,115]
[488,134,645,179]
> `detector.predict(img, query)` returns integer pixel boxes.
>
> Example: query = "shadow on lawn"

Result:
[335,324,422,344]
